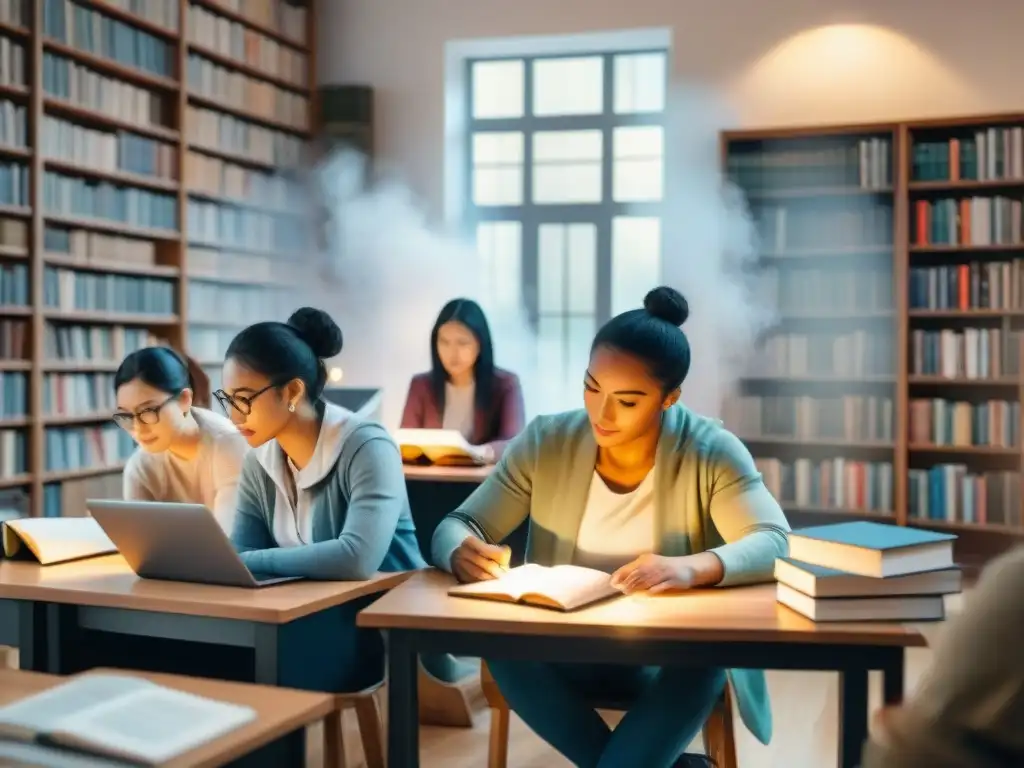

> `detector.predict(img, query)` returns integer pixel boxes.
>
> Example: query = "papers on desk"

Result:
[394,428,486,465]
[449,564,620,612]
[0,674,257,766]
[1,517,117,566]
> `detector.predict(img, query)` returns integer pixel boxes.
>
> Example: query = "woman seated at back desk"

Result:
[116,346,249,534]
[216,306,470,691]
[431,287,791,768]
[401,298,525,462]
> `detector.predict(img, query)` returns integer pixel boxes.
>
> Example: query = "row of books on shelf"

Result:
[0,214,25,247]
[908,465,1020,526]
[0,317,25,357]
[0,371,26,418]
[911,128,1024,183]
[41,115,178,181]
[188,327,242,360]
[43,267,176,315]
[0,160,28,206]
[756,457,894,514]
[186,3,308,86]
[754,205,893,254]
[0,34,25,88]
[207,0,309,44]
[908,398,1019,448]
[43,372,115,416]
[186,150,299,210]
[725,395,894,443]
[44,224,167,268]
[43,171,178,230]
[0,428,27,475]
[45,322,162,362]
[187,246,291,283]
[187,280,294,325]
[728,139,893,192]
[100,0,178,32]
[41,469,121,517]
[0,0,27,28]
[0,261,27,305]
[760,266,892,313]
[45,423,134,472]
[910,327,1022,379]
[43,0,174,78]
[188,105,304,167]
[0,98,27,149]
[913,197,1023,247]
[186,198,307,250]
[749,331,894,378]
[909,261,1024,312]
[188,54,308,130]
[775,522,959,623]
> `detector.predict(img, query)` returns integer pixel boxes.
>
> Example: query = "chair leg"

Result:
[354,695,387,768]
[487,706,511,768]
[702,690,738,768]
[323,710,347,768]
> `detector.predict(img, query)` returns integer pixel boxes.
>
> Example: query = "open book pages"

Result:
[394,428,485,465]
[448,563,619,611]
[1,517,117,566]
[0,740,133,767]
[0,674,257,765]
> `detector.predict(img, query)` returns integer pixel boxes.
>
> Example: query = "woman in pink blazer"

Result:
[400,298,525,462]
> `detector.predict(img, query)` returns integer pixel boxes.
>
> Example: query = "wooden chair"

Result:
[480,662,738,768]
[322,681,387,768]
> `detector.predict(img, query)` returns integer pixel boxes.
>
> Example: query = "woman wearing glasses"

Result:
[115,347,249,534]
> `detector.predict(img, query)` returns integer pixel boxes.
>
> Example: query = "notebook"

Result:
[394,428,485,465]
[787,521,956,578]
[448,564,620,611]
[1,517,117,566]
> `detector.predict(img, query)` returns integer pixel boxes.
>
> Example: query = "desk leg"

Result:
[387,631,419,768]
[881,649,905,705]
[838,668,868,768]
[253,624,280,685]
[16,602,46,672]
[249,625,306,767]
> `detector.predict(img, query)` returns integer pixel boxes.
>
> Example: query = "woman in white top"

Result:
[115,347,249,534]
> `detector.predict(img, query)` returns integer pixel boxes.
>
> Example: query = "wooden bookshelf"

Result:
[722,115,1024,568]
[0,0,316,517]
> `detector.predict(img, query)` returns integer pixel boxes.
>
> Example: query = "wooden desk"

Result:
[402,465,493,483]
[358,570,927,768]
[0,667,334,767]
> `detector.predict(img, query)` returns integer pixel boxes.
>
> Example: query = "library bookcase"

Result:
[0,0,316,518]
[723,115,1024,569]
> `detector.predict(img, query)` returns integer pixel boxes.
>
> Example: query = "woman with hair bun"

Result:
[432,286,791,768]
[116,346,248,534]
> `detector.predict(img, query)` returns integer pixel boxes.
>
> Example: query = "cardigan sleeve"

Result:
[431,417,538,571]
[704,429,791,587]
[230,453,276,554]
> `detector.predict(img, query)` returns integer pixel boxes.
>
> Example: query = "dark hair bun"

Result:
[643,286,689,327]
[287,307,343,359]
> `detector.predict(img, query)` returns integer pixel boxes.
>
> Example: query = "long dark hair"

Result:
[430,298,496,417]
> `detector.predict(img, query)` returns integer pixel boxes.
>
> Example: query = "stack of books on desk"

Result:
[775,521,962,622]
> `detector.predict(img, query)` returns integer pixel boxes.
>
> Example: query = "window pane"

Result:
[612,217,662,316]
[532,56,603,116]
[566,224,597,313]
[537,225,566,313]
[472,59,525,119]
[613,126,664,202]
[536,315,595,407]
[476,222,522,311]
[473,132,524,206]
[614,52,667,114]
[538,223,597,314]
[532,130,603,204]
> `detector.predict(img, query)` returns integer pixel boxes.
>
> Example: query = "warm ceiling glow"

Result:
[328,367,344,382]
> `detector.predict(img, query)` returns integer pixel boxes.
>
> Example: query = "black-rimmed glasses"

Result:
[213,383,279,417]
[112,393,180,430]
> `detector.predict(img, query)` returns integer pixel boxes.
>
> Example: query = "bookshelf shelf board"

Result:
[0,417,30,428]
[189,0,308,49]
[760,246,893,261]
[186,189,294,216]
[43,412,115,426]
[908,309,1024,319]
[0,145,30,161]
[0,246,28,259]
[0,307,32,317]
[0,474,31,489]
[43,463,128,483]
[0,84,28,100]
[744,186,893,200]
[43,254,180,278]
[41,310,180,326]
[0,361,31,372]
[908,519,1024,537]
[43,215,180,241]
[786,506,894,519]
[909,179,1024,192]
[739,436,894,450]
[187,44,307,93]
[908,444,1019,456]
[0,205,30,219]
[186,143,279,171]
[0,20,29,38]
[42,39,181,92]
[908,376,1019,386]
[42,159,180,193]
[43,98,180,142]
[187,317,247,329]
[776,310,895,321]
[741,374,896,384]
[79,0,182,39]
[188,272,291,289]
[187,93,309,136]
[909,244,1024,255]
[187,239,300,258]
[42,360,121,372]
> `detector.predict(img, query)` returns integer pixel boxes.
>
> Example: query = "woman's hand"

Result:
[611,552,724,594]
[451,536,511,583]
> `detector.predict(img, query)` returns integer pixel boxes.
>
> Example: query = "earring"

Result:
[288,403,296,413]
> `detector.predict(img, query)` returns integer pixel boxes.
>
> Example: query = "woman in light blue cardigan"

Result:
[217,307,469,692]
[432,287,791,768]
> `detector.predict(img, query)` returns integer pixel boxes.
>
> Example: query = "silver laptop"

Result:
[86,499,302,588]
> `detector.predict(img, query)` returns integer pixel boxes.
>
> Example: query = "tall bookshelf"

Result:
[0,0,316,518]
[723,115,1024,568]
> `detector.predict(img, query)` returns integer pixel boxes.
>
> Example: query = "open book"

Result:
[448,564,620,611]
[394,428,485,465]
[2,517,117,566]
[0,674,257,766]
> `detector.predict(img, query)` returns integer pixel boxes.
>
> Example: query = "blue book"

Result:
[787,521,956,578]
[774,557,962,598]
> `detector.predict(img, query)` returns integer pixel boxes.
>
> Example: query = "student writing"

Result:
[401,298,525,462]
[116,347,248,534]
[432,286,791,768]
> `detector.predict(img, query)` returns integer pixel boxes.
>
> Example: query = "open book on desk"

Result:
[394,428,486,465]
[448,564,620,612]
[1,517,117,566]
[0,674,256,766]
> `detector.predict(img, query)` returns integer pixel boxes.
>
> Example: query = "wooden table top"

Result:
[358,570,929,648]
[0,555,410,623]
[403,464,492,483]
[0,667,333,768]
